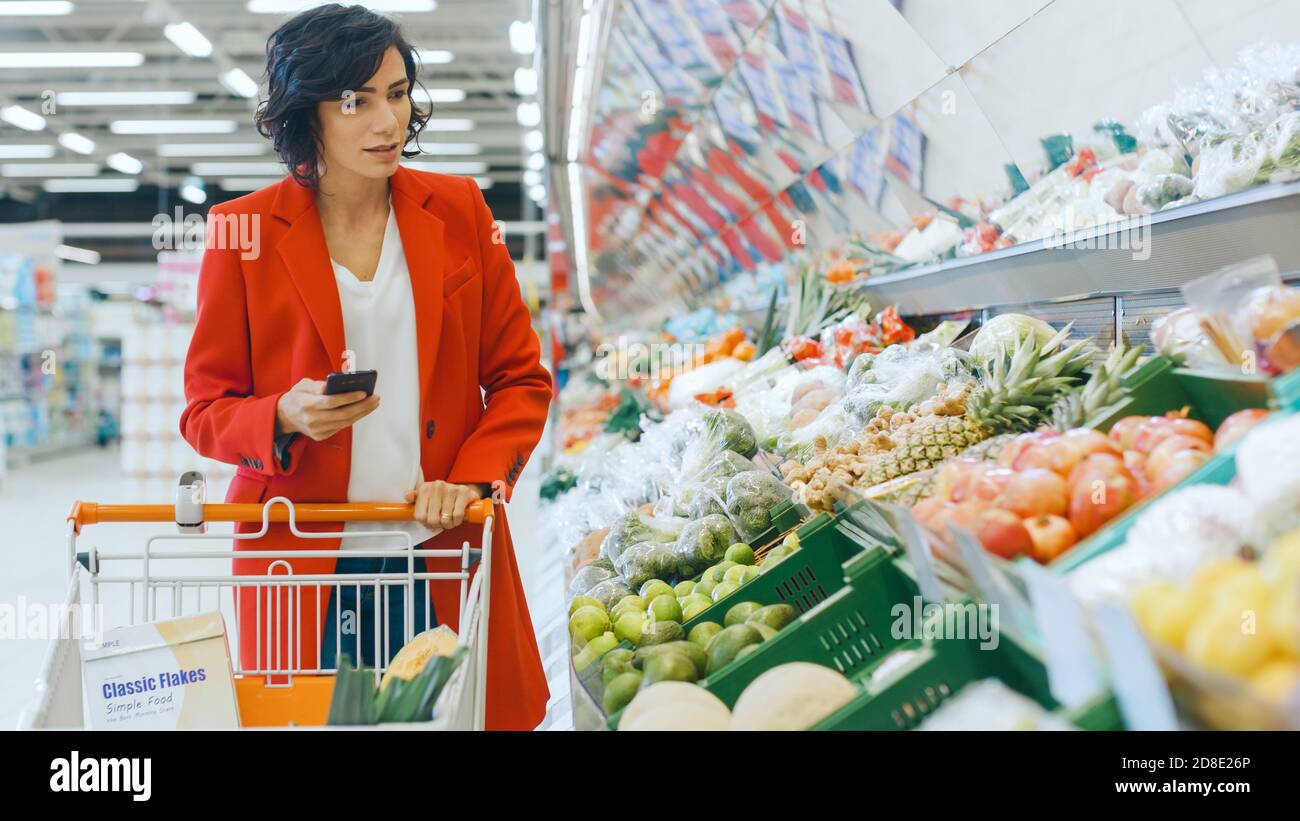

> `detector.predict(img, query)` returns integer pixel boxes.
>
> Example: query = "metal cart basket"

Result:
[20,493,495,730]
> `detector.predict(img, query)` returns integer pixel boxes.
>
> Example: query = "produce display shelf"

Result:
[812,626,1122,731]
[862,181,1300,318]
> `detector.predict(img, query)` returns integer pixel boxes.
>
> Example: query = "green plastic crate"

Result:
[813,629,1123,731]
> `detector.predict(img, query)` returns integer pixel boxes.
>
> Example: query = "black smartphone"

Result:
[324,369,378,397]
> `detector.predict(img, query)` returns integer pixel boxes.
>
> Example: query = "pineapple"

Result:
[861,326,1093,484]
[1048,341,1142,431]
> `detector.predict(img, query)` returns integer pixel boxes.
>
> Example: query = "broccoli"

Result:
[725,470,793,540]
[679,409,759,480]
[568,562,616,602]
[584,578,634,611]
[599,511,685,564]
[676,513,738,571]
[614,540,680,589]
[672,449,754,517]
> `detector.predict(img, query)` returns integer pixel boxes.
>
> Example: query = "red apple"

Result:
[1131,417,1184,454]
[994,468,1069,518]
[1107,416,1145,451]
[975,508,1033,559]
[1145,434,1212,479]
[1066,452,1130,492]
[1149,448,1210,495]
[1068,470,1138,537]
[999,431,1059,469]
[1023,514,1079,563]
[1163,417,1213,445]
[933,458,990,502]
[911,496,950,526]
[1214,408,1269,452]
[967,468,1015,503]
[1043,429,1119,477]
[1123,450,1154,499]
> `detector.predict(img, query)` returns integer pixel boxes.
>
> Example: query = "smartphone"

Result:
[324,369,378,397]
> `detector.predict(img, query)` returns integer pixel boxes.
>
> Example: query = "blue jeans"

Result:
[319,552,436,671]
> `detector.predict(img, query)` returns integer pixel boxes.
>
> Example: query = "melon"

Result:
[619,701,731,731]
[617,681,729,730]
[729,662,858,730]
[380,625,458,690]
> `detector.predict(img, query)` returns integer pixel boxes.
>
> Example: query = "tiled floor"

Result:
[0,443,571,730]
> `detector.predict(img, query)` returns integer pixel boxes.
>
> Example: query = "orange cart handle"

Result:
[68,498,493,533]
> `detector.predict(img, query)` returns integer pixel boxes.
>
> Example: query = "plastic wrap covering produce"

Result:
[663,449,756,519]
[614,540,682,589]
[841,345,969,427]
[724,470,794,541]
[916,679,1076,731]
[734,364,845,452]
[674,513,738,575]
[1233,412,1300,542]
[567,560,633,609]
[678,407,759,481]
[666,358,748,410]
[599,510,688,565]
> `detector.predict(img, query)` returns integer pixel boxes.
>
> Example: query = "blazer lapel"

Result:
[390,166,444,409]
[272,178,347,370]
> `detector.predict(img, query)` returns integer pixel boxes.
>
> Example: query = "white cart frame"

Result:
[20,495,494,730]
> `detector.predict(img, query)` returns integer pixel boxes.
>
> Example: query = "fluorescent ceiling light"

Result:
[180,182,206,204]
[415,49,453,65]
[526,152,545,171]
[412,88,464,104]
[0,144,55,159]
[528,183,545,202]
[417,142,481,155]
[247,0,435,12]
[576,13,593,67]
[219,68,258,99]
[567,104,583,162]
[220,177,281,191]
[523,169,542,187]
[106,152,143,174]
[572,64,588,111]
[57,90,195,106]
[164,22,213,58]
[523,129,544,153]
[516,102,540,127]
[44,178,139,193]
[0,51,143,68]
[3,162,97,177]
[514,67,537,97]
[0,2,74,14]
[111,120,236,134]
[191,161,284,175]
[59,132,96,154]
[1,105,46,130]
[509,20,535,55]
[403,161,487,174]
[158,143,266,157]
[55,244,101,265]
[424,118,474,131]
[473,176,493,190]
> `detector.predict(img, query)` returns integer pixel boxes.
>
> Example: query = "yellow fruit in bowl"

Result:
[1129,582,1202,650]
[1267,590,1300,658]
[1190,557,1253,599]
[1184,605,1279,680]
[1265,527,1300,583]
[1246,660,1300,707]
[1208,563,1273,616]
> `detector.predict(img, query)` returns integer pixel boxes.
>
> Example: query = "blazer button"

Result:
[425,420,435,439]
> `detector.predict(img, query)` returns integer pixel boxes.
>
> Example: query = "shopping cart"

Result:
[20,490,495,730]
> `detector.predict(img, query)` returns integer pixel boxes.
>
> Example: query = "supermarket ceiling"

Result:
[0,0,536,220]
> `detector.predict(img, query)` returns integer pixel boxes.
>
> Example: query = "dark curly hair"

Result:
[255,3,429,188]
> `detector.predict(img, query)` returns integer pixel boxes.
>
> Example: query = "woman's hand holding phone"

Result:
[405,480,487,531]
[275,377,380,441]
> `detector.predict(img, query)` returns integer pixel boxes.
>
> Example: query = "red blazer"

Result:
[180,166,553,730]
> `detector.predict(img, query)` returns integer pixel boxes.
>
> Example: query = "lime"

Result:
[639,579,675,605]
[783,532,801,551]
[601,648,636,684]
[569,605,610,643]
[648,595,683,623]
[687,621,723,648]
[637,620,684,647]
[568,595,605,617]
[674,580,696,597]
[747,603,798,631]
[603,671,643,714]
[612,594,646,614]
[752,623,778,641]
[711,581,739,603]
[572,644,599,673]
[587,631,619,658]
[680,594,713,621]
[723,564,750,586]
[725,543,755,565]
[724,601,762,627]
[613,611,647,645]
[641,652,698,685]
[741,566,760,584]
[695,575,718,597]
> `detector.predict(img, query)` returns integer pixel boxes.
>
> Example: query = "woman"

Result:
[180,4,552,730]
